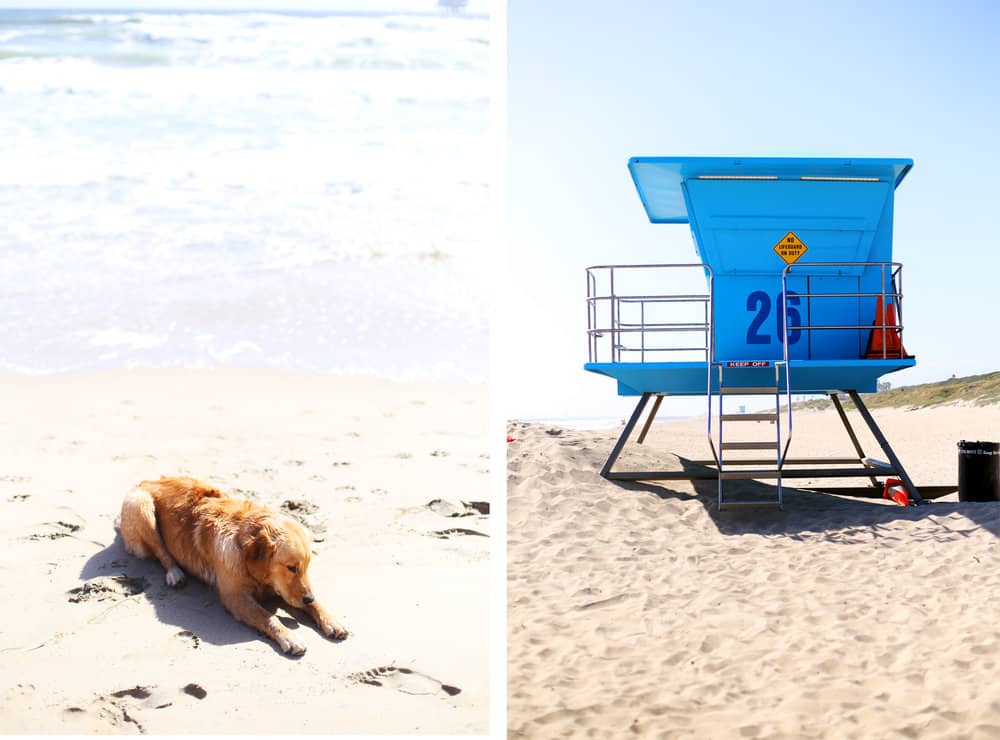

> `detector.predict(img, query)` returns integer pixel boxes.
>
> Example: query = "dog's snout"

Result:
[303,594,315,605]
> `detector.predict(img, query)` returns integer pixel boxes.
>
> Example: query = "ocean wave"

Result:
[0,10,487,72]
[0,50,172,67]
[0,61,487,112]
[88,329,166,351]
[0,14,94,27]
[0,7,489,382]
[38,15,96,26]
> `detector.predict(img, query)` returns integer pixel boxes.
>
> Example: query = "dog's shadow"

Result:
[79,533,321,657]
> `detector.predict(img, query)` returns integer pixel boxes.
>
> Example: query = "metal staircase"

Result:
[709,362,791,510]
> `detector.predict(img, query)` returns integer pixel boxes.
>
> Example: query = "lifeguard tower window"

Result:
[584,156,923,510]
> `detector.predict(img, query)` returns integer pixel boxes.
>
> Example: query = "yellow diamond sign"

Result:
[774,231,808,265]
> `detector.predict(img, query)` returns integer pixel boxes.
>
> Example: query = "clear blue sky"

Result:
[506,0,1000,421]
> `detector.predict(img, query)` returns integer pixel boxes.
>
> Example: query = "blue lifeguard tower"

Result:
[586,156,922,509]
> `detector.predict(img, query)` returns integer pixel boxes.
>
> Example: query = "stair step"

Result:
[719,500,782,510]
[720,413,777,422]
[720,441,778,451]
[862,457,894,472]
[719,387,778,395]
[719,469,782,480]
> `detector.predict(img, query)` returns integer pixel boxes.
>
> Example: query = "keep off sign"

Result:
[774,231,808,265]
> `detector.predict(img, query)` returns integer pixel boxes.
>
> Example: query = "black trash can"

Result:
[958,440,1000,502]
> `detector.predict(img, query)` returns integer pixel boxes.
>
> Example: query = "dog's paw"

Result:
[165,567,186,587]
[321,618,349,641]
[279,634,307,656]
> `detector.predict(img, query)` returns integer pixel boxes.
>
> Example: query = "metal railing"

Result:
[775,260,907,473]
[586,263,714,364]
[780,261,906,363]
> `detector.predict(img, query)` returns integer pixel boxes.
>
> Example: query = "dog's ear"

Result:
[242,522,276,582]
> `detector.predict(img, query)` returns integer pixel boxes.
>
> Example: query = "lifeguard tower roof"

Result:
[628,157,913,224]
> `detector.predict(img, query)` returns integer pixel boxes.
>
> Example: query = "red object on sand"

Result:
[506,436,515,443]
[882,477,910,506]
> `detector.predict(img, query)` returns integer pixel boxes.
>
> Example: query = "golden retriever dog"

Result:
[119,476,348,655]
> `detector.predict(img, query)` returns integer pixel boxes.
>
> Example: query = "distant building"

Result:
[877,381,892,393]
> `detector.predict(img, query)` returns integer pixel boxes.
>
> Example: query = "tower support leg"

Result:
[847,390,925,505]
[636,394,664,445]
[600,393,651,479]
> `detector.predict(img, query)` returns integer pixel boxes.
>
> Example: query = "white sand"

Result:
[508,402,1000,738]
[0,369,489,734]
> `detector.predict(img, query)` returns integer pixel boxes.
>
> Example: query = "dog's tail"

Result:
[115,483,145,532]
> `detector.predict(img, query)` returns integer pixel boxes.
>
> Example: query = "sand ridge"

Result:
[0,368,489,734]
[508,403,1000,738]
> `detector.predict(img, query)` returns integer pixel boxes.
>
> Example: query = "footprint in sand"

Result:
[425,499,490,518]
[95,699,145,733]
[280,499,327,541]
[247,467,277,479]
[82,682,205,732]
[576,593,633,611]
[111,686,153,700]
[349,666,460,697]
[230,487,260,501]
[430,528,488,539]
[281,499,319,517]
[28,507,87,541]
[28,521,81,540]
[92,686,157,733]
[68,575,147,603]
[173,630,201,650]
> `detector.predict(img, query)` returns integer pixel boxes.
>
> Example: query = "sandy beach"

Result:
[509,402,1000,738]
[0,369,489,734]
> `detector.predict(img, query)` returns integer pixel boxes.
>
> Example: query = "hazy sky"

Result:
[506,0,1000,421]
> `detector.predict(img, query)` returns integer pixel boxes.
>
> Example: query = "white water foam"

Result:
[0,8,489,382]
